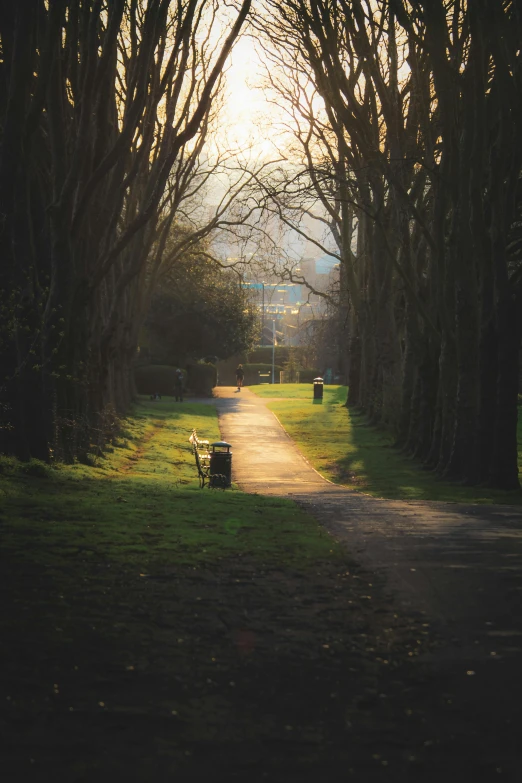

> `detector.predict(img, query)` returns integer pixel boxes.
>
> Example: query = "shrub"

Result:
[78,452,101,467]
[134,365,181,396]
[281,347,301,382]
[248,346,290,365]
[93,404,122,454]
[186,362,217,396]
[299,368,322,383]
[0,455,18,475]
[20,459,51,478]
[243,363,284,384]
[0,455,52,478]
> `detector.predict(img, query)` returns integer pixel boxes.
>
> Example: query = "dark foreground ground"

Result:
[2,546,520,783]
[2,391,522,782]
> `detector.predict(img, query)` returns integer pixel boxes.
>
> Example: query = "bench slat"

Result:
[191,429,211,488]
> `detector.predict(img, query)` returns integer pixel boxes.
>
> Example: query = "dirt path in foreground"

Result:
[0,402,436,783]
[214,387,522,781]
[2,391,521,782]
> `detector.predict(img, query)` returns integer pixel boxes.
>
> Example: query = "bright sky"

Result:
[220,30,327,159]
[221,35,279,155]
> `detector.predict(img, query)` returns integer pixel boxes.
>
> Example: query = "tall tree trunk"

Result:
[488,296,520,489]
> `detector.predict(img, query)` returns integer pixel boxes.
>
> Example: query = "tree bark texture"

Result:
[0,0,251,461]
[264,0,522,490]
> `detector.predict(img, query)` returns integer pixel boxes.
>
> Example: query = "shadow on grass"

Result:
[251,385,522,504]
[2,475,337,574]
[134,397,219,421]
[344,406,522,505]
[0,403,433,782]
[3,394,522,780]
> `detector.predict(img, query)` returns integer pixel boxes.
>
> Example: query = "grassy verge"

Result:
[251,385,522,505]
[1,399,338,572]
[1,398,430,780]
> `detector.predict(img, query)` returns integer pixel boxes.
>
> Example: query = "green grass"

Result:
[0,396,436,780]
[251,384,522,504]
[0,398,342,573]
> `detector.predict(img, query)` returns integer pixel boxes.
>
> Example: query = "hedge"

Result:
[134,365,182,396]
[299,368,322,383]
[242,363,284,384]
[248,346,290,365]
[186,362,217,396]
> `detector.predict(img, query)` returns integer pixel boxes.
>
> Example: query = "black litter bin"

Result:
[209,441,232,487]
[313,377,324,400]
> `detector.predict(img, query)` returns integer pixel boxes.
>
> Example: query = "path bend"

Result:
[213,387,522,660]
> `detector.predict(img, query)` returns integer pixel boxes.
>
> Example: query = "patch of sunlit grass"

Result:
[1,398,343,573]
[251,384,522,505]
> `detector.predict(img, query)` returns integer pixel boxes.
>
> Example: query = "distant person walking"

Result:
[174,369,184,402]
[235,364,244,391]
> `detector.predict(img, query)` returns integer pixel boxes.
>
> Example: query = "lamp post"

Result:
[272,320,276,384]
[261,283,265,345]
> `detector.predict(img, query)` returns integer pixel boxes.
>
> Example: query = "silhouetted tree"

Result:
[258,0,522,488]
[0,0,251,461]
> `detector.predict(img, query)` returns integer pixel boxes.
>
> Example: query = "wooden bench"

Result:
[190,429,211,488]
[190,430,231,489]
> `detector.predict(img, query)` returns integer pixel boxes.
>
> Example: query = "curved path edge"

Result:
[213,387,522,663]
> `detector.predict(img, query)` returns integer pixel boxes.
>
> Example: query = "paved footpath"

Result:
[214,387,522,775]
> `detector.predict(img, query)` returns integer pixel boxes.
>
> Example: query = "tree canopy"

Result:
[0,0,251,461]
[145,245,257,363]
[252,0,522,488]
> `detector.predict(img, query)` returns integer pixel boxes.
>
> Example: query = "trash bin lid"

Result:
[211,441,232,450]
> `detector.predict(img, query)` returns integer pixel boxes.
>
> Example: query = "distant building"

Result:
[315,253,339,275]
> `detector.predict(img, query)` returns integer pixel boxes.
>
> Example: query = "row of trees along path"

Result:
[1,1,522,493]
[254,0,522,489]
[0,0,251,463]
